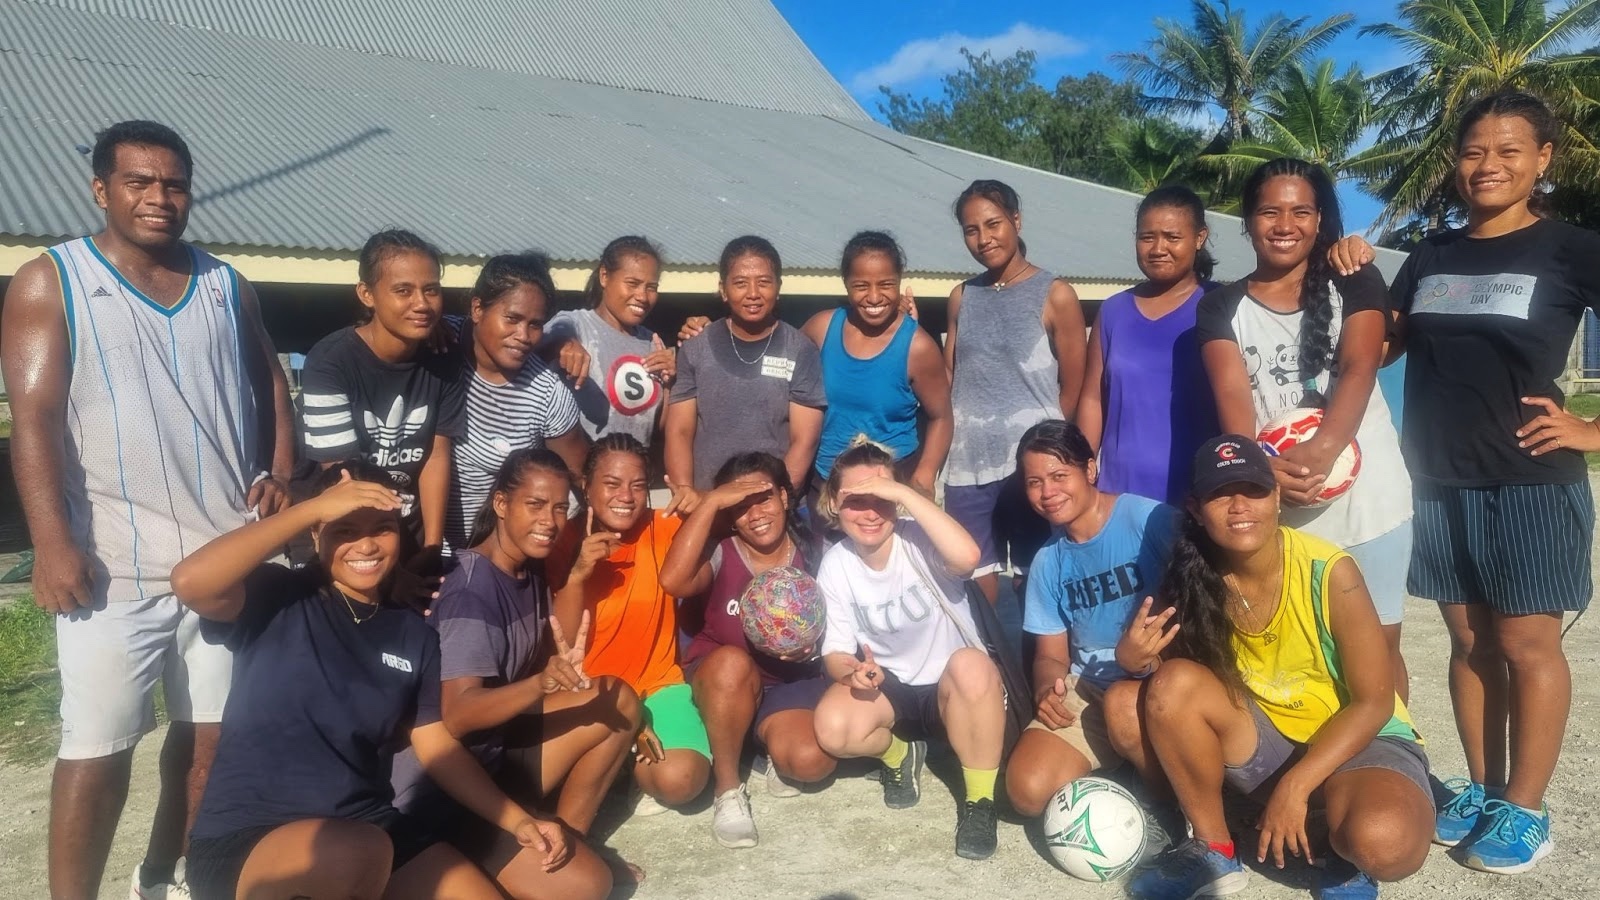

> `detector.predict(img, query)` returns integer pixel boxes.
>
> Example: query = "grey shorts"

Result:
[1225,702,1433,811]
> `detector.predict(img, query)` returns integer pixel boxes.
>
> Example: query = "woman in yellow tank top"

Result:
[1120,436,1434,900]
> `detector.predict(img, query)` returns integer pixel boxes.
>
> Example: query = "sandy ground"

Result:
[1,479,1598,899]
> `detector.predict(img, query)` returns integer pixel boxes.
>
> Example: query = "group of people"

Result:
[2,85,1596,900]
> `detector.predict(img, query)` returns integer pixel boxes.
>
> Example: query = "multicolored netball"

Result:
[739,565,825,658]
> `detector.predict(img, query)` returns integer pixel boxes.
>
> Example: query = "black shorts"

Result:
[186,810,435,900]
[753,676,830,734]
[1409,480,1594,614]
[403,739,546,879]
[880,671,945,741]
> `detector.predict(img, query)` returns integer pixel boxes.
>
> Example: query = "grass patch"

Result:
[1569,394,1600,469]
[0,599,62,767]
[0,596,171,768]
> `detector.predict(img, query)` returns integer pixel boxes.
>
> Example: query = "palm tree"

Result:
[1113,0,1354,147]
[1197,58,1370,210]
[1352,0,1600,233]
[1107,118,1209,193]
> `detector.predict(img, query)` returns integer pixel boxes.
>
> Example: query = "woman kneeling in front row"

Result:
[809,439,1006,861]
[1126,437,1433,900]
[174,462,610,900]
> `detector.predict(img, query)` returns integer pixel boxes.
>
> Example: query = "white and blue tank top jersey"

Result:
[46,237,263,603]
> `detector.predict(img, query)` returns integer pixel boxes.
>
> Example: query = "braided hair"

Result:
[1242,159,1343,395]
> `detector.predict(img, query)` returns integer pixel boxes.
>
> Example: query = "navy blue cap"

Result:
[1191,434,1276,497]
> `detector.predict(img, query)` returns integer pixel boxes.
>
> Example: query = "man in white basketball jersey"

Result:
[1,122,294,900]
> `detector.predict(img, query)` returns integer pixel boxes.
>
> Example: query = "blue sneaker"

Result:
[1127,838,1249,899]
[1460,799,1552,874]
[1433,778,1487,847]
[1315,853,1378,899]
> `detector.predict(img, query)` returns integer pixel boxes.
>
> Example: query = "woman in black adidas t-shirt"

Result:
[172,462,609,900]
[1337,91,1600,875]
[298,230,465,552]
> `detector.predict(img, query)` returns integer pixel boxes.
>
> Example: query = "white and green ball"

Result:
[1042,776,1149,881]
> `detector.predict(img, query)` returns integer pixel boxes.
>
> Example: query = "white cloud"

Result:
[849,23,1085,94]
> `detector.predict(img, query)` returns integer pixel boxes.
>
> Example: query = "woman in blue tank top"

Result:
[801,231,951,497]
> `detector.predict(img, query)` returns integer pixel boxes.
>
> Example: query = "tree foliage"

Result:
[874,0,1600,237]
[1113,0,1354,145]
[879,51,1163,187]
[1352,0,1600,233]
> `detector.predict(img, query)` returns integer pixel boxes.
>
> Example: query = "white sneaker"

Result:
[711,785,759,849]
[130,860,191,900]
[758,754,801,798]
[632,788,671,818]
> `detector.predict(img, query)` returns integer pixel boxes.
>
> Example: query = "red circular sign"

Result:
[606,354,661,415]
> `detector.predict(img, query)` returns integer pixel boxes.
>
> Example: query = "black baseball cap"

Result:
[1191,434,1277,498]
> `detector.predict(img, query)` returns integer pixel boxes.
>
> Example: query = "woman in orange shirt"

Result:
[552,434,711,815]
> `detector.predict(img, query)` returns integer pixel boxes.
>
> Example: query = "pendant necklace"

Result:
[1225,533,1282,634]
[338,588,379,625]
[992,262,1035,291]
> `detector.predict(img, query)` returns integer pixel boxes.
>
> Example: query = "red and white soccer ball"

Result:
[1256,408,1361,508]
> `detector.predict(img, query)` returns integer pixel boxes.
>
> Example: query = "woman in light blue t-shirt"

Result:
[1004,419,1180,825]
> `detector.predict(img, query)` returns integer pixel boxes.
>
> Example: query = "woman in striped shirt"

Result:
[445,253,590,552]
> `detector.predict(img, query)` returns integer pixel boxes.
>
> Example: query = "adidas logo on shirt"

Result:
[91,286,112,298]
[362,397,430,467]
[381,652,414,673]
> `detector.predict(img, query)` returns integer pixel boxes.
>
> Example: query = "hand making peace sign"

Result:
[540,611,592,693]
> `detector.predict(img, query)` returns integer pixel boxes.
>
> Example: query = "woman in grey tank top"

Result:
[943,180,1088,604]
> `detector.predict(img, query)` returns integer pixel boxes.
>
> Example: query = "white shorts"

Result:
[56,590,232,760]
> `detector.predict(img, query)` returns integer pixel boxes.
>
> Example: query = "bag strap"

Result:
[904,539,986,651]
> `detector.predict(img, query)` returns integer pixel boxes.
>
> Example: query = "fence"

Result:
[1575,309,1600,393]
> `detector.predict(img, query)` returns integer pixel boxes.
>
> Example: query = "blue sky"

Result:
[771,0,1412,232]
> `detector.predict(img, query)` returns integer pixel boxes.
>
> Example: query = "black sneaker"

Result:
[880,739,926,809]
[955,798,999,860]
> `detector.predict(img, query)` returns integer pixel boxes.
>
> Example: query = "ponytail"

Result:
[465,447,572,550]
[1157,513,1253,701]
[585,236,662,309]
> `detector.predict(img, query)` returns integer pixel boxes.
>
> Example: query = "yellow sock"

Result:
[963,766,998,803]
[879,735,908,769]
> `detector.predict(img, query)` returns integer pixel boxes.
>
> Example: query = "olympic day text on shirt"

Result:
[1412,273,1538,320]
[760,356,795,381]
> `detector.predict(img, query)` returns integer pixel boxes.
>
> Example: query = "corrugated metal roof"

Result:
[17,0,867,120]
[0,1,1408,282]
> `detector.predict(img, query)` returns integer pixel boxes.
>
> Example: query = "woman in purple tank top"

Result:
[658,452,835,849]
[1078,186,1220,505]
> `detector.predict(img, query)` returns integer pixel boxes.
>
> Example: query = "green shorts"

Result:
[642,682,711,760]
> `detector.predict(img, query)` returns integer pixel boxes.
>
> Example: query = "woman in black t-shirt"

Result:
[1335,91,1600,876]
[172,462,610,900]
[298,230,465,554]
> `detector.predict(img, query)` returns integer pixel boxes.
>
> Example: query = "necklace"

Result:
[728,322,776,365]
[1224,533,1283,634]
[338,588,379,625]
[992,262,1036,291]
[737,533,795,573]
